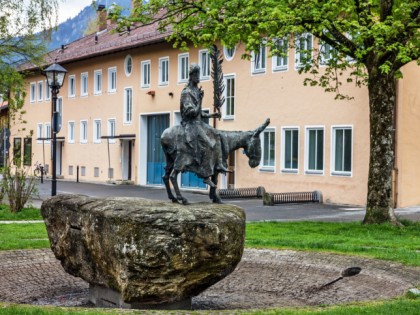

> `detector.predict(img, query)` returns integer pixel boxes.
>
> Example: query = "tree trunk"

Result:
[363,69,400,225]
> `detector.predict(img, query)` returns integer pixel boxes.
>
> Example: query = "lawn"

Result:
[246,221,420,266]
[0,223,49,250]
[0,204,43,221]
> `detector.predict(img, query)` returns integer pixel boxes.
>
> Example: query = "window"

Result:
[107,119,116,144]
[124,88,132,123]
[320,42,337,65]
[332,126,352,175]
[295,33,313,69]
[252,43,266,74]
[223,46,236,61]
[272,38,288,71]
[306,127,324,174]
[261,128,275,169]
[68,75,76,97]
[178,53,189,83]
[68,121,75,143]
[37,81,43,101]
[282,128,299,173]
[93,120,101,143]
[159,57,169,85]
[124,55,132,76]
[23,138,32,166]
[45,123,51,144]
[199,50,210,79]
[37,123,43,143]
[81,72,88,96]
[108,67,117,92]
[13,138,22,165]
[141,60,151,88]
[94,70,102,95]
[223,75,235,118]
[30,82,36,102]
[45,81,51,100]
[80,120,88,143]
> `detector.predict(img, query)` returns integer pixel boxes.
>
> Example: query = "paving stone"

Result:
[0,248,419,310]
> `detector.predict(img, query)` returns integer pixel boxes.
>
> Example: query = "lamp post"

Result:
[44,63,67,196]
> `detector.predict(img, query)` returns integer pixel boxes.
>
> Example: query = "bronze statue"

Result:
[161,64,270,204]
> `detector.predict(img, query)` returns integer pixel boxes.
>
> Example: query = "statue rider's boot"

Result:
[215,162,231,174]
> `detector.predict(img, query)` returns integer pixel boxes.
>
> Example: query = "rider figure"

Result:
[180,64,229,176]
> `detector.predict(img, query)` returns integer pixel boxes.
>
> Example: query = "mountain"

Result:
[48,0,132,51]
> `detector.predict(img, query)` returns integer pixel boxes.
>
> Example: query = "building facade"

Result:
[12,11,420,207]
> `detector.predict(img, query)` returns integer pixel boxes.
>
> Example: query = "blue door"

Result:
[147,114,169,185]
[180,112,209,189]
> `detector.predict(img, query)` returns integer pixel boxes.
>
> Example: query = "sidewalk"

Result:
[28,179,420,222]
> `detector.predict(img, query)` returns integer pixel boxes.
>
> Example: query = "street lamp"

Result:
[44,63,67,196]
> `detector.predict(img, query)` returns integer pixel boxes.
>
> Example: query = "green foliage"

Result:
[246,221,420,266]
[122,0,419,95]
[0,0,58,121]
[0,204,41,220]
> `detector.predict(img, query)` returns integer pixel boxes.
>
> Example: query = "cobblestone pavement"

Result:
[1,248,419,310]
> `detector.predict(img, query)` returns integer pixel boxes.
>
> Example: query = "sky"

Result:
[57,0,94,24]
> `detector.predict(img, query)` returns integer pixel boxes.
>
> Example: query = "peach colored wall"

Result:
[13,38,400,206]
[395,62,420,207]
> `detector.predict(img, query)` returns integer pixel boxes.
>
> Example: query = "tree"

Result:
[0,0,59,105]
[118,0,419,224]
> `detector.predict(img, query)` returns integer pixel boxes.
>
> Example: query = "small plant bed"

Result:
[0,204,42,221]
[246,221,420,266]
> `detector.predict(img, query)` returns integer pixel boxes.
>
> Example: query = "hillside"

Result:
[48,0,131,50]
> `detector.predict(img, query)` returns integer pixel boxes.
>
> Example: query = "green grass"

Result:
[0,204,42,221]
[0,296,419,314]
[246,221,420,266]
[0,223,49,250]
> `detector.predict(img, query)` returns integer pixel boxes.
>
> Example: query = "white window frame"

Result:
[305,126,324,175]
[30,82,36,103]
[68,75,76,98]
[295,33,313,70]
[178,53,189,83]
[68,121,75,144]
[141,60,151,88]
[199,49,210,80]
[223,46,236,61]
[45,81,51,101]
[81,72,88,96]
[124,55,133,77]
[37,81,43,102]
[107,119,116,144]
[108,67,117,93]
[158,57,169,86]
[123,87,133,124]
[260,127,276,171]
[93,119,101,144]
[331,125,353,176]
[320,42,337,66]
[36,123,43,143]
[251,43,267,74]
[80,120,88,144]
[272,38,289,72]
[45,123,51,144]
[281,127,300,173]
[94,70,102,95]
[223,74,235,120]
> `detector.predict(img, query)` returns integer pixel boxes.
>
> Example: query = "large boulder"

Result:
[41,194,245,308]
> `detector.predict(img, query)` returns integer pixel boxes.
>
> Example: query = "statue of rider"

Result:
[180,64,229,178]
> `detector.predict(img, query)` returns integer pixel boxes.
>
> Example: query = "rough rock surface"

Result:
[41,194,245,305]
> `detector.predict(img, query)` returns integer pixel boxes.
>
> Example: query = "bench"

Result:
[217,186,266,199]
[263,191,322,205]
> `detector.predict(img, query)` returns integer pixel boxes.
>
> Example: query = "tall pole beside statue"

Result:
[44,62,67,196]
